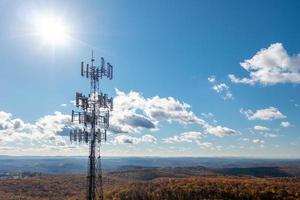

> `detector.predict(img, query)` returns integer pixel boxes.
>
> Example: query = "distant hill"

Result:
[108,166,216,181]
[217,166,300,177]
[108,166,300,181]
[0,156,300,174]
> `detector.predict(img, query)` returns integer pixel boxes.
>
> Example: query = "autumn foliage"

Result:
[0,174,299,200]
[106,176,300,200]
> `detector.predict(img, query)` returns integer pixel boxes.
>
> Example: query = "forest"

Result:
[105,176,300,200]
[0,167,299,200]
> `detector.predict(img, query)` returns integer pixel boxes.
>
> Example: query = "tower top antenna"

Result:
[91,49,95,62]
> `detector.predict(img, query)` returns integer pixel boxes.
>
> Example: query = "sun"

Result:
[34,15,69,45]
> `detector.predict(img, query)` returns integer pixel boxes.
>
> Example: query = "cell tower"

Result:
[70,51,113,200]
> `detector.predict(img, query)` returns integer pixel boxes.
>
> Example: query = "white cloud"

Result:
[208,75,216,83]
[0,111,25,130]
[201,112,214,119]
[280,121,291,128]
[60,104,67,107]
[252,126,279,138]
[111,89,238,137]
[253,125,270,132]
[109,89,207,134]
[163,126,239,146]
[229,43,300,85]
[0,89,240,154]
[0,111,71,152]
[253,139,265,147]
[112,134,157,145]
[142,134,157,143]
[162,131,202,143]
[205,125,239,137]
[213,83,229,93]
[240,107,286,121]
[112,135,141,144]
[208,75,233,100]
[196,141,213,148]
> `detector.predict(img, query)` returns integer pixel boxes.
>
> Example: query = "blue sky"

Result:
[0,0,299,157]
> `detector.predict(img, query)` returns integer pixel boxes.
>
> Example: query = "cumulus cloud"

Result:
[0,89,240,153]
[111,89,238,137]
[252,126,278,138]
[0,111,71,152]
[110,113,156,133]
[208,75,233,100]
[112,135,141,144]
[162,132,214,149]
[196,141,213,148]
[280,121,291,128]
[205,125,239,137]
[109,89,207,134]
[253,125,270,132]
[253,139,265,147]
[163,127,236,146]
[0,111,25,130]
[229,43,300,85]
[142,134,157,143]
[162,131,202,143]
[112,134,157,145]
[240,107,286,121]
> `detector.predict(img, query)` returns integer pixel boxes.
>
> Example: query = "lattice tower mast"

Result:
[70,51,113,200]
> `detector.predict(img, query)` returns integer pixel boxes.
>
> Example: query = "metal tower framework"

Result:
[70,52,113,200]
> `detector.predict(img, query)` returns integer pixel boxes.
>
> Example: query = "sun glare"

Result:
[35,15,69,45]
